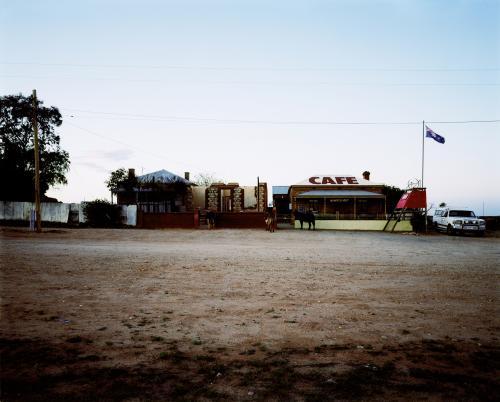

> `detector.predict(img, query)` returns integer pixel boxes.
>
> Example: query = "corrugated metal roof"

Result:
[296,190,384,198]
[272,186,289,195]
[137,169,192,185]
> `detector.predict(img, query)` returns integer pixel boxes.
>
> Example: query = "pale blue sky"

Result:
[1,0,499,214]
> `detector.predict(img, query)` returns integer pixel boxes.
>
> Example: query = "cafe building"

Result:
[289,171,397,230]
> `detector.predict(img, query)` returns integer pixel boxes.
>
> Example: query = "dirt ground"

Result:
[1,227,499,401]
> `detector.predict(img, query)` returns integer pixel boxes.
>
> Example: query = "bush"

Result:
[410,213,426,233]
[82,199,122,227]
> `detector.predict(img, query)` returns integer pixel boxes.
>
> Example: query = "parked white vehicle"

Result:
[433,207,486,236]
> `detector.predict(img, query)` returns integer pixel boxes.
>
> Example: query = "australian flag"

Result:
[425,125,445,144]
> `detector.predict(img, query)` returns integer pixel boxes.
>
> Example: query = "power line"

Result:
[62,108,500,126]
[425,119,500,124]
[64,121,207,172]
[63,109,420,125]
[1,61,499,72]
[4,61,495,72]
[3,74,499,87]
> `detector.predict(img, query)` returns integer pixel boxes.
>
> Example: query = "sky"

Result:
[1,0,499,214]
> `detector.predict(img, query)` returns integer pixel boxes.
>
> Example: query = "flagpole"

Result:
[421,120,425,188]
[422,120,427,233]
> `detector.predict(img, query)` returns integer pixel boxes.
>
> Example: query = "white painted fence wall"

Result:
[0,201,137,226]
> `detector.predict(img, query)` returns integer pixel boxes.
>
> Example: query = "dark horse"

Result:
[294,210,315,230]
[265,207,277,233]
[206,210,217,229]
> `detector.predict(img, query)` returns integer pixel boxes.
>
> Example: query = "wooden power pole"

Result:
[32,89,42,233]
[257,176,260,212]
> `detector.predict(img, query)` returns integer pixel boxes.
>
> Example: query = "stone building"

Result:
[116,169,194,213]
[192,182,267,212]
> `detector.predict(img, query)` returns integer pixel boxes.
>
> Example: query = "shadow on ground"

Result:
[1,337,499,401]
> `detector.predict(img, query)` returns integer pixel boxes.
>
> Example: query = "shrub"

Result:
[82,199,122,227]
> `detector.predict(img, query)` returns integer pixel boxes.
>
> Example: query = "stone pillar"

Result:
[232,187,244,212]
[207,186,219,211]
[256,184,267,212]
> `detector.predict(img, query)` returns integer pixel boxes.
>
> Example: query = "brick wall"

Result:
[137,211,198,228]
[214,212,266,228]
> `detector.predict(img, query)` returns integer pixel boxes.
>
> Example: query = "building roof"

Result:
[272,186,289,195]
[296,190,385,198]
[137,169,193,185]
[294,175,384,186]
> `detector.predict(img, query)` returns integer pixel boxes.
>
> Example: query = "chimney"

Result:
[184,172,190,181]
[128,168,135,179]
[362,171,370,181]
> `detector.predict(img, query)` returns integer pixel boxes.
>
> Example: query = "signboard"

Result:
[395,188,427,209]
[293,175,384,186]
[309,176,359,185]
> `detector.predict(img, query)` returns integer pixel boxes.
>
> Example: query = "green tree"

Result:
[106,168,128,192]
[0,93,70,201]
[382,185,405,213]
[105,168,138,203]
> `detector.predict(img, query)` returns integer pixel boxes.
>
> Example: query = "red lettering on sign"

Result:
[309,176,360,185]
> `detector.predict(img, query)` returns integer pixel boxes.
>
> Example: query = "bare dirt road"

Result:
[1,227,499,401]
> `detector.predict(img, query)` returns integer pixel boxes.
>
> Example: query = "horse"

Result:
[265,208,277,232]
[206,210,216,229]
[293,210,316,230]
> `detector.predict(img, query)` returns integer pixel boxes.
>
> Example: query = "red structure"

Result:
[395,188,427,210]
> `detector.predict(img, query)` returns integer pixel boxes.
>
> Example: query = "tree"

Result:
[105,168,138,203]
[106,168,128,204]
[106,168,128,192]
[193,172,223,186]
[0,93,70,201]
[382,185,405,213]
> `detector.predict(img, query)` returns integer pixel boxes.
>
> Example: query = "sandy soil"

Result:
[1,227,499,401]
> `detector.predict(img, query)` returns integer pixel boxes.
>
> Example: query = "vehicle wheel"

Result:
[477,231,485,237]
[447,225,455,235]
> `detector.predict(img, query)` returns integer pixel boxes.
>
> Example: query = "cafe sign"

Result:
[294,175,363,185]
[308,176,359,185]
[293,174,383,186]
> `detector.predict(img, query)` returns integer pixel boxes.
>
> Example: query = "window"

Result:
[449,210,475,217]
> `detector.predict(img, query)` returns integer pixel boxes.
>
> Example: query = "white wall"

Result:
[192,186,207,209]
[0,201,137,226]
[125,205,137,226]
[243,186,258,209]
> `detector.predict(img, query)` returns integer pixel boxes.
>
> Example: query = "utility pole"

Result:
[32,89,42,233]
[257,176,260,212]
